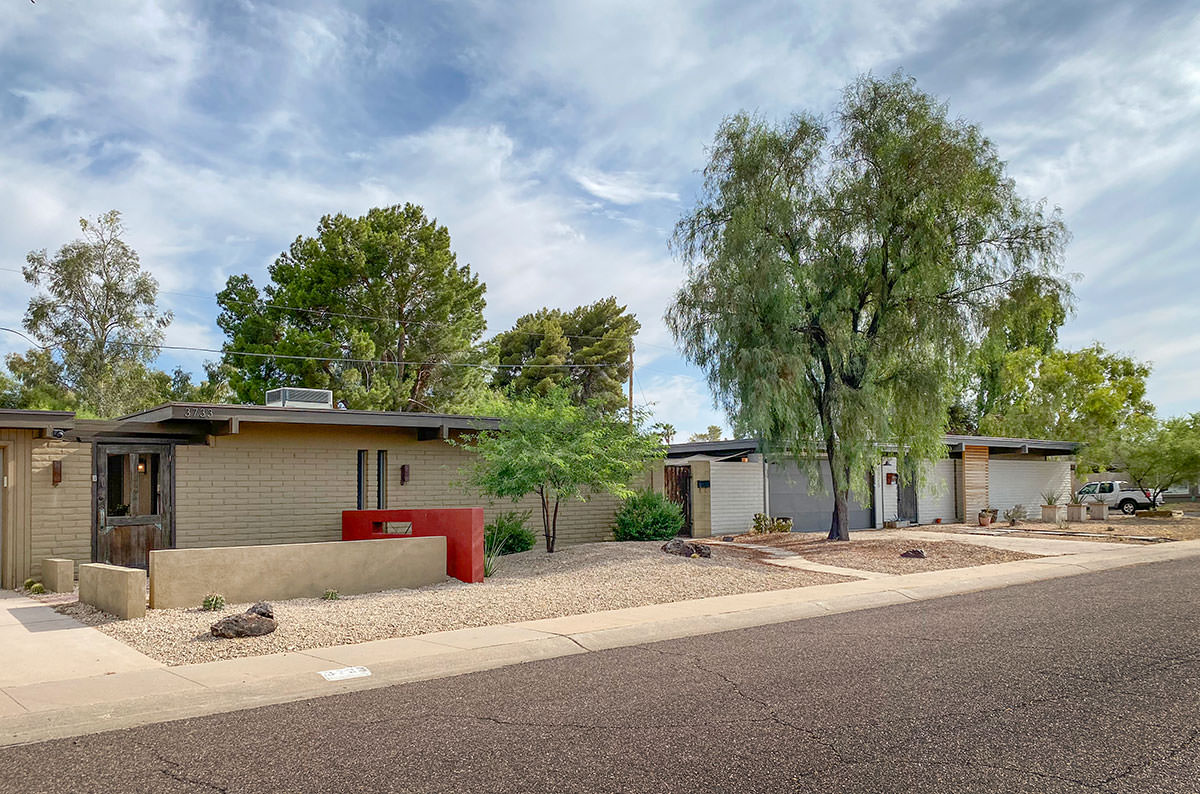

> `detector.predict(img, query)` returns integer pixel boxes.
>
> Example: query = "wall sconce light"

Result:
[136,460,146,474]
[399,464,410,485]
[886,472,898,485]
[52,459,62,486]
[740,456,749,463]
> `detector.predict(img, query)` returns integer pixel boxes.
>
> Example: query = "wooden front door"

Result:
[664,464,693,536]
[93,443,175,569]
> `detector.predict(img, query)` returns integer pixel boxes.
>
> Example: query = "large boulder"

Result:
[246,601,274,620]
[661,539,712,559]
[211,612,277,638]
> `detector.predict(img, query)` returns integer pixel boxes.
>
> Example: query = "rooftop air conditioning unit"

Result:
[265,388,334,409]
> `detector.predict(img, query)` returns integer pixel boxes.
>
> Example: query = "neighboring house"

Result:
[660,435,1079,536]
[0,399,621,589]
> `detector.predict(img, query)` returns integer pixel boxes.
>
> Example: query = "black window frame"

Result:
[356,449,369,509]
[376,449,388,509]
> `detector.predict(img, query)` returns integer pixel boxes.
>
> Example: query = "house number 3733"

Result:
[183,407,215,418]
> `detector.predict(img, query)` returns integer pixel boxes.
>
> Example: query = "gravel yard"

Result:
[919,510,1200,543]
[735,530,1041,575]
[54,541,849,666]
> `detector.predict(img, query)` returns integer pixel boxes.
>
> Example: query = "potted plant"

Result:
[977,507,997,527]
[1066,490,1086,523]
[1087,494,1109,520]
[1040,489,1066,523]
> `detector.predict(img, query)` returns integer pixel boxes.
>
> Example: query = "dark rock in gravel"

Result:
[721,536,735,543]
[246,602,274,620]
[661,538,712,558]
[211,612,277,638]
[900,548,928,559]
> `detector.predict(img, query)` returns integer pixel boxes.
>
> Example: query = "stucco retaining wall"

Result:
[148,536,447,609]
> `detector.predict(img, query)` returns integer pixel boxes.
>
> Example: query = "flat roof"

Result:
[117,402,500,433]
[668,434,1079,459]
[0,408,76,430]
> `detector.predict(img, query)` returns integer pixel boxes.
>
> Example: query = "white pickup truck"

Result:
[1075,481,1159,515]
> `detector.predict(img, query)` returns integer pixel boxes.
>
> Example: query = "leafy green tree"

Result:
[217,204,487,411]
[668,72,1068,540]
[978,343,1153,456]
[492,297,639,414]
[687,425,724,442]
[20,210,172,417]
[454,387,664,552]
[653,422,677,444]
[1097,414,1200,505]
[0,349,78,410]
[951,273,1073,432]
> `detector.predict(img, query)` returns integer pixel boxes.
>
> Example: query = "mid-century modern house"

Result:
[0,390,622,589]
[661,436,1078,537]
[1,389,1077,589]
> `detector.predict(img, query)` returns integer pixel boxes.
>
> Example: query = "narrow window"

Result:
[376,450,388,509]
[356,449,368,509]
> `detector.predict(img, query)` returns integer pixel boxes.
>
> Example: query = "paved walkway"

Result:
[2,537,1198,747]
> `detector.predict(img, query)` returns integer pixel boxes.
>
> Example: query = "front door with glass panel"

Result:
[93,443,175,569]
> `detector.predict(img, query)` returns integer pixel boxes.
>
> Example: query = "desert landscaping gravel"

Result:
[737,531,1040,574]
[54,541,850,666]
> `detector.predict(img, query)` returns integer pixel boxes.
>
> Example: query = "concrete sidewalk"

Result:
[3,538,1198,748]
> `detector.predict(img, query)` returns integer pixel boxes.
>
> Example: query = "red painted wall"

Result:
[342,508,485,584]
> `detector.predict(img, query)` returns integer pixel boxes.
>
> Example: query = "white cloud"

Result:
[571,169,680,205]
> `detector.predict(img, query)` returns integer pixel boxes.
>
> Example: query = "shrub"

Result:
[22,578,37,590]
[1002,504,1028,524]
[485,510,537,557]
[29,583,45,595]
[201,593,225,611]
[751,513,793,534]
[322,589,340,601]
[613,491,684,541]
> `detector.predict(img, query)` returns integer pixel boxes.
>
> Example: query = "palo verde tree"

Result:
[1097,413,1200,505]
[491,297,639,414]
[454,387,664,552]
[19,210,172,417]
[668,72,1069,540]
[217,204,488,411]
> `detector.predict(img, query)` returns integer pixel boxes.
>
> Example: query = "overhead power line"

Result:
[0,327,626,370]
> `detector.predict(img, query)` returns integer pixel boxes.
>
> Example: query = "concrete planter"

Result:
[1041,505,1066,523]
[1088,503,1109,520]
[1066,504,1087,523]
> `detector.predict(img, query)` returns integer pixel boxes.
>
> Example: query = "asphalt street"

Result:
[2,557,1198,793]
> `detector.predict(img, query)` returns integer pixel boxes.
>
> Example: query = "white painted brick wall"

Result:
[709,461,765,535]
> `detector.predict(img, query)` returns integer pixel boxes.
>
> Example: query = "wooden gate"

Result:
[664,464,693,536]
[93,443,175,570]
[897,459,919,523]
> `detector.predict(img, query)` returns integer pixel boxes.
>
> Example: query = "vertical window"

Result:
[356,449,368,509]
[376,450,388,509]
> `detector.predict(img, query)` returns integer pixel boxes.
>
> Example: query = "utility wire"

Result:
[1,264,678,350]
[0,327,625,370]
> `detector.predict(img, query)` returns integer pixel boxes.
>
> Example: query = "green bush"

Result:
[322,589,340,601]
[22,578,37,590]
[751,513,793,534]
[614,490,685,541]
[485,510,537,556]
[29,583,46,595]
[201,593,225,611]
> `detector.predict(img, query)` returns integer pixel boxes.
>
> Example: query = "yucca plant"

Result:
[322,589,340,601]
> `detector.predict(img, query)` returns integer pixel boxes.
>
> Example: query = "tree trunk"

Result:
[827,459,852,541]
[549,496,561,553]
[539,486,553,553]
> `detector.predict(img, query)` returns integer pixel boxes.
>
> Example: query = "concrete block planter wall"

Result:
[1066,504,1087,523]
[1088,503,1109,520]
[79,563,146,620]
[41,558,74,593]
[1041,505,1066,523]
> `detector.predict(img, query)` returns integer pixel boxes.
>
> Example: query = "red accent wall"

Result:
[342,508,484,584]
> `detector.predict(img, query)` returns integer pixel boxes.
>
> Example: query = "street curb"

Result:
[2,539,1198,747]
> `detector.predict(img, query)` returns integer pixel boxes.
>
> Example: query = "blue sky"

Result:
[2,1,1198,436]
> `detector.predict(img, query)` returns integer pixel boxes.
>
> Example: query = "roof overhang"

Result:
[669,434,1080,459]
[0,409,76,435]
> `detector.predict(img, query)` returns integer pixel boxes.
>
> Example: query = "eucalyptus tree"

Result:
[21,210,172,416]
[668,73,1069,540]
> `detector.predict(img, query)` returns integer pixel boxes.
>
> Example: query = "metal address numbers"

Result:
[183,407,216,418]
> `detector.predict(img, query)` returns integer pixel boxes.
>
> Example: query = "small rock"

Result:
[721,535,735,543]
[246,601,274,620]
[900,548,927,559]
[211,613,277,638]
[661,539,712,558]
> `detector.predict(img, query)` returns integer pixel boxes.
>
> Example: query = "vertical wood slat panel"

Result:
[960,445,989,523]
[0,429,35,588]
